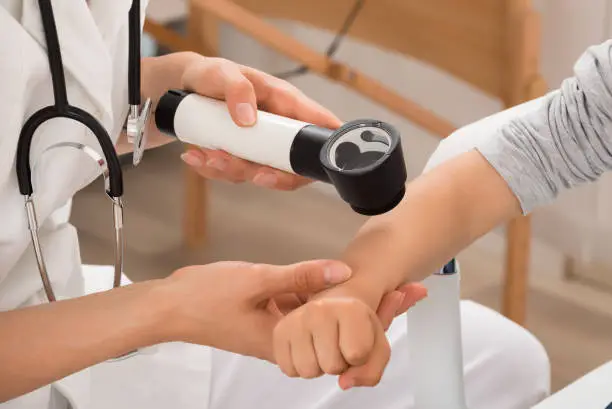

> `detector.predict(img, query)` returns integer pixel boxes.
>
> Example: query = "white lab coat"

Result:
[0,1,211,408]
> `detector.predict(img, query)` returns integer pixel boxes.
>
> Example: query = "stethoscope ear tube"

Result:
[16,106,124,198]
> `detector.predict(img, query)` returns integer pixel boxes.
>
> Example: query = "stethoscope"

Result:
[16,0,150,304]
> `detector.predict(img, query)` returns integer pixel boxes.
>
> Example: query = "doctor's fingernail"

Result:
[341,379,355,390]
[207,158,227,171]
[180,152,202,168]
[395,293,407,314]
[324,263,352,284]
[253,173,278,187]
[236,103,256,126]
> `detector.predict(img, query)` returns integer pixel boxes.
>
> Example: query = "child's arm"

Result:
[318,39,612,312]
[274,39,612,388]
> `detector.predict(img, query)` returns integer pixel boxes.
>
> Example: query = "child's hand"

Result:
[273,297,390,389]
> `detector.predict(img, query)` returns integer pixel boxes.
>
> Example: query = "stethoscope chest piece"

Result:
[126,98,153,166]
[320,120,407,215]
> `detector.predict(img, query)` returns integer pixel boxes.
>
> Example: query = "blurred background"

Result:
[72,0,612,393]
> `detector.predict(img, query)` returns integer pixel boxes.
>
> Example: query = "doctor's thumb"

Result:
[252,260,352,300]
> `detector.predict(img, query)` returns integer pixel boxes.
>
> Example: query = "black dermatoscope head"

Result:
[317,120,406,215]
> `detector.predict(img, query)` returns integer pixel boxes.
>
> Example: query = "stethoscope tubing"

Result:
[16,0,141,303]
[16,105,124,198]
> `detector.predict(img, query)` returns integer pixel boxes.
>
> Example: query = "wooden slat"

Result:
[503,215,531,324]
[181,4,222,249]
[501,0,542,105]
[188,0,220,56]
[193,0,456,137]
[227,0,506,97]
[144,19,202,53]
[500,1,544,326]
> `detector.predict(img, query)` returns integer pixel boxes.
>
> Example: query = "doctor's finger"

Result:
[196,148,310,189]
[182,146,311,190]
[240,66,343,129]
[376,291,405,331]
[181,148,254,183]
[393,283,428,316]
[251,168,312,191]
[250,260,352,302]
[182,58,258,127]
[182,148,310,189]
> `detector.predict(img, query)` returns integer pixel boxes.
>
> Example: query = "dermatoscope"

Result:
[155,89,407,216]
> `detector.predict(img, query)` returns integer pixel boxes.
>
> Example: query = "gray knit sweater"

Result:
[475,40,612,214]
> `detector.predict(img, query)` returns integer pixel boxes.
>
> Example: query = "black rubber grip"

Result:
[289,125,333,182]
[155,89,192,137]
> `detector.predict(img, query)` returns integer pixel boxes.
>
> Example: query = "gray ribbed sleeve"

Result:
[475,40,612,214]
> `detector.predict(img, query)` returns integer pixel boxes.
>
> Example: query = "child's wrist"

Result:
[313,277,385,311]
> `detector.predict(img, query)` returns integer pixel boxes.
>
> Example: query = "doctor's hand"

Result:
[159,259,352,361]
[178,57,342,190]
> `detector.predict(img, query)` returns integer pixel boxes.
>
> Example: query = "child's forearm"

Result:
[318,150,520,309]
[317,39,612,310]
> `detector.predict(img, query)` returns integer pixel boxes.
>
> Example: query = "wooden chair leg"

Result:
[182,2,220,249]
[496,3,542,325]
[563,255,578,280]
[184,162,208,248]
[501,75,547,323]
[502,215,531,324]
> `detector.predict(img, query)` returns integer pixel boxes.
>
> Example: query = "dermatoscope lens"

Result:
[319,120,407,216]
[328,126,392,171]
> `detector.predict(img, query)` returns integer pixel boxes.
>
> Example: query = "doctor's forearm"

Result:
[0,281,169,402]
[141,52,202,106]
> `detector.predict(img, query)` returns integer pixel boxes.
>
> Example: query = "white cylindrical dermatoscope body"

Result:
[171,92,309,173]
[154,90,408,215]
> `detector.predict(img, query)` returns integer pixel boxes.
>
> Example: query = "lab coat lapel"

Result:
[20,0,115,124]
[88,0,133,47]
